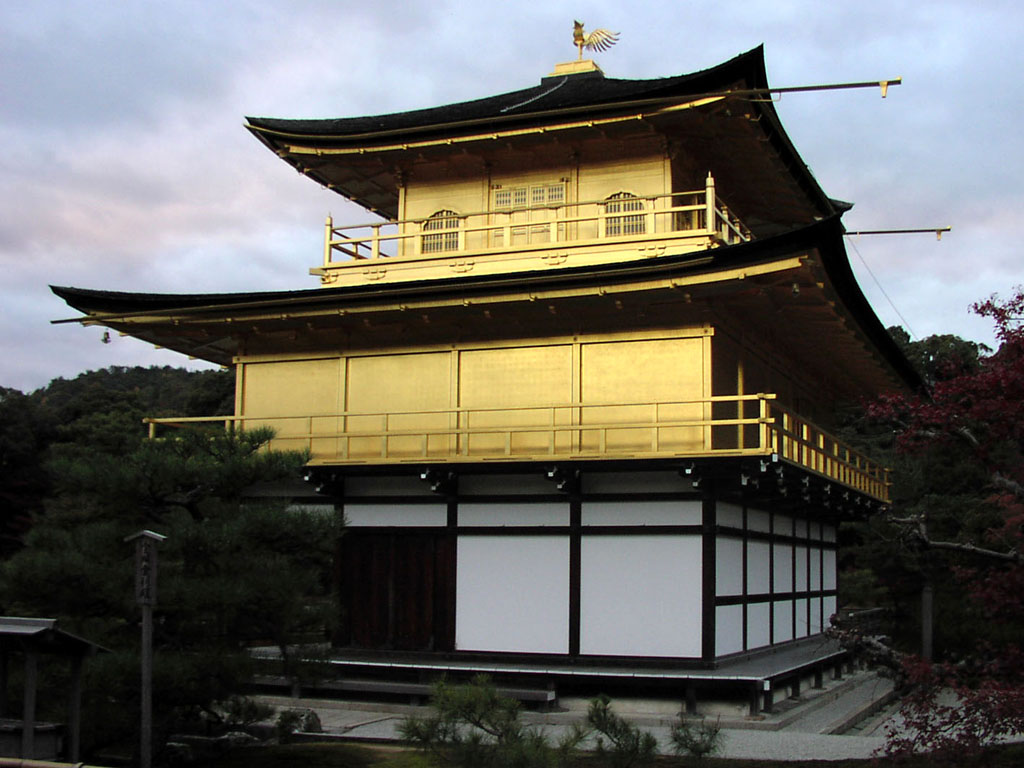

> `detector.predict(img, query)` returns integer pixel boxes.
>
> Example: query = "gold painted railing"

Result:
[321,174,751,267]
[145,394,889,501]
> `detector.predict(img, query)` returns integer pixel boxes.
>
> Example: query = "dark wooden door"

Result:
[337,531,455,651]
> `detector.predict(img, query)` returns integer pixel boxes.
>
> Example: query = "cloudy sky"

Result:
[2,0,1020,392]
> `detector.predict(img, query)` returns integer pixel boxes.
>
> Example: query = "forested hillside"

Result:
[0,366,235,553]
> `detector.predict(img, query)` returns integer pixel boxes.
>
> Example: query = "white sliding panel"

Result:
[456,536,569,653]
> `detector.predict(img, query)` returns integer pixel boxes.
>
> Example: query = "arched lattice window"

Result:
[421,210,460,253]
[604,192,645,237]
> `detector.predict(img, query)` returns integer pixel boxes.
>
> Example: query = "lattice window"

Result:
[421,210,460,253]
[605,192,645,237]
[493,183,566,210]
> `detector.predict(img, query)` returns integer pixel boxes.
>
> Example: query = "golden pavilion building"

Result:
[54,46,920,712]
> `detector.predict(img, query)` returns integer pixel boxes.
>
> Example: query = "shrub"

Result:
[669,714,723,759]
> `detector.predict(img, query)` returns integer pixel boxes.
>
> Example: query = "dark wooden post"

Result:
[685,684,698,715]
[67,654,83,761]
[0,648,7,717]
[126,530,167,768]
[22,651,38,758]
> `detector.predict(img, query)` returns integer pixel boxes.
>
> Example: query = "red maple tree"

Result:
[863,289,1024,756]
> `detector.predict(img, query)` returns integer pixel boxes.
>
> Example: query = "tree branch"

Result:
[925,539,1022,563]
[992,472,1024,501]
[888,511,1022,563]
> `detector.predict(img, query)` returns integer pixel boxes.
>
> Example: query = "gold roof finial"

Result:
[573,20,619,60]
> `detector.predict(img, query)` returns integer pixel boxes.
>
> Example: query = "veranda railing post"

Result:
[759,396,769,452]
[705,173,716,235]
[323,215,333,267]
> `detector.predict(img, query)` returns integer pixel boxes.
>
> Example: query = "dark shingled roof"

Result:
[246,47,767,145]
[244,45,837,227]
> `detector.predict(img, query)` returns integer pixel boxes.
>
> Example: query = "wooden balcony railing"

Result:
[319,174,750,270]
[145,394,889,501]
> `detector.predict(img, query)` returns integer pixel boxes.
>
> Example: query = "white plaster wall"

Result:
[344,503,447,527]
[455,536,570,653]
[459,502,568,527]
[459,474,556,495]
[717,502,744,529]
[795,598,810,638]
[747,541,771,594]
[748,509,771,533]
[582,500,700,526]
[776,515,793,536]
[823,549,837,589]
[580,535,702,657]
[344,476,431,496]
[811,598,822,633]
[716,605,744,656]
[810,548,822,590]
[716,537,744,596]
[747,602,771,650]
[773,543,793,592]
[795,546,809,591]
[582,471,688,494]
[773,600,794,643]
[823,595,838,625]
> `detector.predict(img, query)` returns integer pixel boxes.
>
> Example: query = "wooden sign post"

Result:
[125,530,166,768]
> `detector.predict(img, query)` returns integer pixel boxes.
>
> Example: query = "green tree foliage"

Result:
[0,387,51,554]
[887,327,988,387]
[0,365,237,553]
[668,715,722,759]
[400,676,580,768]
[0,423,340,757]
[400,677,671,768]
[586,696,658,768]
[835,324,996,653]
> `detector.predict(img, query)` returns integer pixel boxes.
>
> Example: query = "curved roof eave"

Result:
[52,218,920,393]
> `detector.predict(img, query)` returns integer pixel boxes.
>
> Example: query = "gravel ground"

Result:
[256,669,900,762]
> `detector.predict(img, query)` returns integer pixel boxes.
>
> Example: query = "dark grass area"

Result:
[195,741,1024,768]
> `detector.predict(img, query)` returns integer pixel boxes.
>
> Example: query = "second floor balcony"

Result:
[145,394,889,502]
[314,174,751,286]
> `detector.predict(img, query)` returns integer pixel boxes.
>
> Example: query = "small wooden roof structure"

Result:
[0,617,99,656]
[0,617,106,761]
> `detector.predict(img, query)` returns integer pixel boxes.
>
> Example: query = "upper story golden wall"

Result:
[401,134,669,226]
